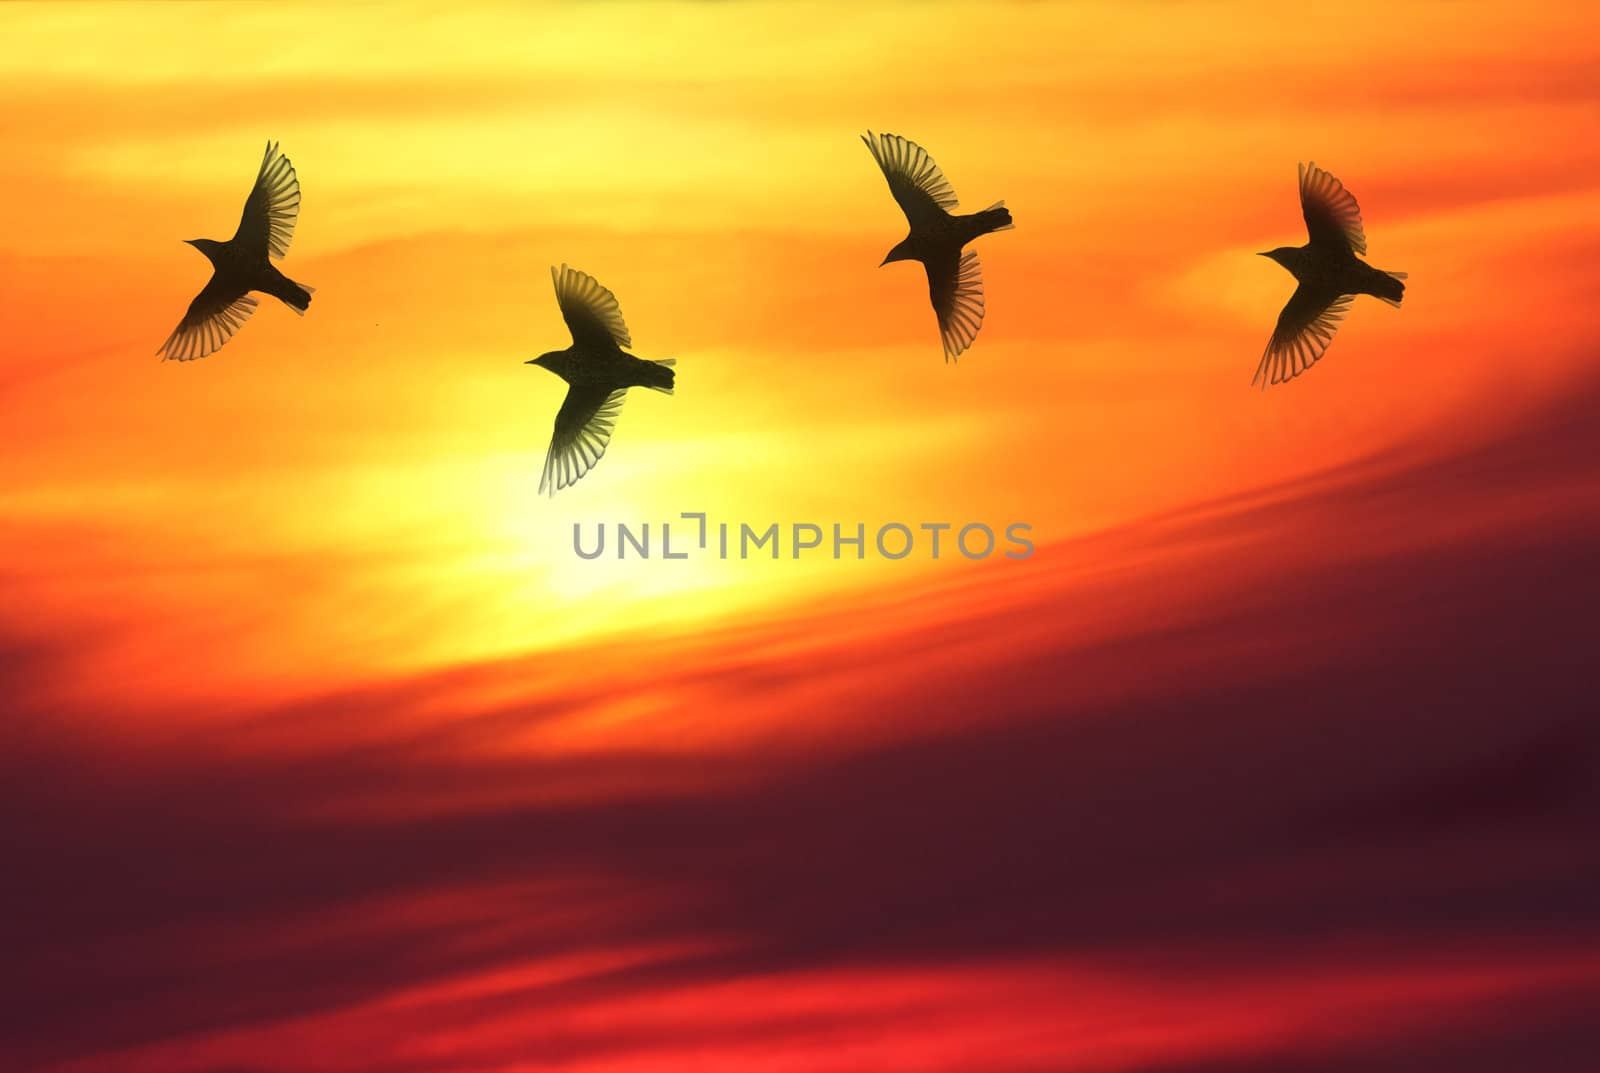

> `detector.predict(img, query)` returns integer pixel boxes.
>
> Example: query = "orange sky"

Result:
[3,0,1598,702]
[3,3,1600,1072]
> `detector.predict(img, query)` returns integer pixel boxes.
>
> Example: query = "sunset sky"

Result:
[3,2,1599,1071]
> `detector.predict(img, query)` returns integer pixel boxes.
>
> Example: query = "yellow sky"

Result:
[3,0,1599,704]
[6,9,1600,1073]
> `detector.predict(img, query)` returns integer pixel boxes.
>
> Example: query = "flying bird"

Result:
[527,264,675,496]
[862,130,1013,362]
[1254,162,1406,387]
[158,140,314,362]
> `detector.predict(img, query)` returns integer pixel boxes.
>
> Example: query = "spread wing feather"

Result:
[539,385,627,496]
[862,130,960,227]
[157,277,259,362]
[233,140,302,261]
[552,264,631,351]
[926,248,986,361]
[1299,161,1367,256]
[1253,286,1352,387]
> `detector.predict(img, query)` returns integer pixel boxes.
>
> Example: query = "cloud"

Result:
[4,362,1600,1073]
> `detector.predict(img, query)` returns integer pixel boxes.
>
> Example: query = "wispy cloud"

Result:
[4,2,1600,1070]
[6,359,1600,1072]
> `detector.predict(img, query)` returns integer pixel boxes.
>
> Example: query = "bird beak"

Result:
[1255,251,1270,257]
[184,239,200,248]
[878,256,890,267]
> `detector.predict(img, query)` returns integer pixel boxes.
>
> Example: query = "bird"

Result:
[526,264,675,496]
[1254,162,1406,387]
[862,130,1013,362]
[158,140,314,362]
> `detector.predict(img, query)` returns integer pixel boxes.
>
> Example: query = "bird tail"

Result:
[641,357,676,395]
[266,274,314,316]
[976,200,1014,234]
[1374,269,1406,308]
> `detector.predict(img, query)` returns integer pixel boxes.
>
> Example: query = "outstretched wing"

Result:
[1252,284,1352,387]
[1299,161,1366,256]
[539,384,627,496]
[551,264,631,351]
[862,131,960,227]
[925,248,986,361]
[232,141,302,261]
[157,274,259,362]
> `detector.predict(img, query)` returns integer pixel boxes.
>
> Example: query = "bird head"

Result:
[525,351,565,375]
[184,238,224,261]
[880,238,915,267]
[1257,246,1302,271]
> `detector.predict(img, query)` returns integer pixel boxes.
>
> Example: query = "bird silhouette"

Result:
[1254,162,1406,387]
[527,265,675,496]
[158,141,314,362]
[862,131,1013,362]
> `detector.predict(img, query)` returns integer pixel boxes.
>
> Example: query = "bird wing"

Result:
[232,141,302,261]
[924,248,986,361]
[156,274,259,361]
[552,264,631,351]
[862,131,960,227]
[539,384,628,496]
[1252,284,1353,387]
[1299,161,1367,256]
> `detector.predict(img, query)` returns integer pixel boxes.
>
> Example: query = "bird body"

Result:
[881,205,1012,267]
[185,238,312,314]
[1260,245,1403,305]
[527,265,675,496]
[533,345,674,394]
[159,141,313,362]
[863,131,1013,361]
[1254,162,1406,387]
